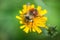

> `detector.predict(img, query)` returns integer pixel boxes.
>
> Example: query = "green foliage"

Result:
[0,0,60,40]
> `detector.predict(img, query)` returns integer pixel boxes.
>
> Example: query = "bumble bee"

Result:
[24,8,38,22]
[24,13,33,23]
[24,4,39,23]
[27,3,38,17]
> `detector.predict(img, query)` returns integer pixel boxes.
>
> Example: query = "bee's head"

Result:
[29,9,38,17]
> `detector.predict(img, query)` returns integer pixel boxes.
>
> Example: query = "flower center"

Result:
[24,8,38,24]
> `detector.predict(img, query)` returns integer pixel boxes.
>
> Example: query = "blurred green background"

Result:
[0,0,60,40]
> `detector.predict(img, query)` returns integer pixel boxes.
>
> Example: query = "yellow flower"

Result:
[16,4,47,33]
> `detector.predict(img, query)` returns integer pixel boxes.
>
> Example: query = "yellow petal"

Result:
[19,10,22,14]
[22,9,27,14]
[23,27,29,33]
[39,24,46,27]
[37,6,41,11]
[43,9,47,14]
[34,26,42,33]
[27,5,31,11]
[23,5,27,9]
[40,9,47,16]
[20,25,25,29]
[42,17,47,21]
[31,4,35,9]
[20,21,23,24]
[16,16,22,20]
[32,28,36,32]
[45,26,48,29]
